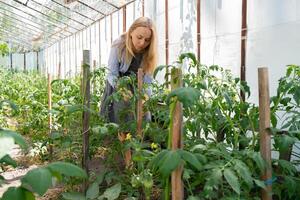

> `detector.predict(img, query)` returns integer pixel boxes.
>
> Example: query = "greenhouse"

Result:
[0,0,299,199]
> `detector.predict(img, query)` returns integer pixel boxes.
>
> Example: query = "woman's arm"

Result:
[106,46,120,88]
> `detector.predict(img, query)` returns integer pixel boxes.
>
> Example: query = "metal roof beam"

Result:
[13,0,80,32]
[0,21,41,40]
[0,14,59,44]
[0,7,65,40]
[77,0,105,16]
[30,0,88,28]
[0,29,35,45]
[0,1,72,35]
[103,0,120,9]
[0,30,33,47]
[51,0,95,22]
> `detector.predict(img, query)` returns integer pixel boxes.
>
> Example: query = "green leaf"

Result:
[24,189,35,200]
[0,129,28,150]
[148,150,169,170]
[223,168,240,194]
[86,182,99,199]
[178,150,202,170]
[65,104,84,114]
[271,113,277,127]
[153,65,168,79]
[254,179,265,189]
[249,152,265,172]
[1,187,28,200]
[223,92,232,108]
[286,66,293,76]
[46,161,87,178]
[205,168,222,188]
[63,192,86,200]
[100,183,121,200]
[293,86,300,105]
[276,135,296,152]
[95,171,106,185]
[0,100,18,112]
[158,150,181,177]
[50,132,62,140]
[167,87,201,108]
[284,176,296,198]
[187,196,200,200]
[178,53,197,66]
[278,159,297,175]
[21,168,52,196]
[0,154,17,167]
[233,160,253,187]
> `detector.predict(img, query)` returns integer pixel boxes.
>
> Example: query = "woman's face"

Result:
[130,26,152,53]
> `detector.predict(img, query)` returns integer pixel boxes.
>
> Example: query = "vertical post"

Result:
[196,0,201,64]
[123,6,127,32]
[240,0,247,101]
[59,41,62,78]
[82,50,91,191]
[48,73,53,159]
[99,22,101,67]
[10,53,13,69]
[92,60,97,93]
[93,60,96,70]
[258,67,272,200]
[171,68,183,200]
[165,0,169,87]
[110,14,113,44]
[75,34,78,73]
[37,51,39,72]
[24,53,26,71]
[142,0,145,16]
[58,62,61,79]
[137,68,144,137]
[69,37,72,76]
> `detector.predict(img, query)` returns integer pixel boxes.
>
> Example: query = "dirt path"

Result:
[1,144,106,199]
[0,144,38,197]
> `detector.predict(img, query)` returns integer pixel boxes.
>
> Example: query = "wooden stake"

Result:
[258,67,272,200]
[165,0,169,88]
[137,68,144,137]
[48,73,53,159]
[240,0,247,101]
[82,50,91,191]
[171,68,183,200]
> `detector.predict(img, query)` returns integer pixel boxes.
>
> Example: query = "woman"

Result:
[100,17,158,124]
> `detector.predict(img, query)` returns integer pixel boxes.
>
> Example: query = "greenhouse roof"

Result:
[0,0,133,52]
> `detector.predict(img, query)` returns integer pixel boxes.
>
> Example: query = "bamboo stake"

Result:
[82,50,91,191]
[171,68,183,200]
[137,68,144,137]
[258,67,272,200]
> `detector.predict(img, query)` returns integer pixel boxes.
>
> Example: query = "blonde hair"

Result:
[115,17,158,75]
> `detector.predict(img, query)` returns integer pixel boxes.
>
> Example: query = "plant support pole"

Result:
[165,0,169,88]
[137,68,144,137]
[82,50,91,191]
[240,0,247,101]
[258,67,272,200]
[171,68,183,200]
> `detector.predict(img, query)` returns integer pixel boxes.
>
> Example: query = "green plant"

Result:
[0,128,87,200]
[0,43,9,57]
